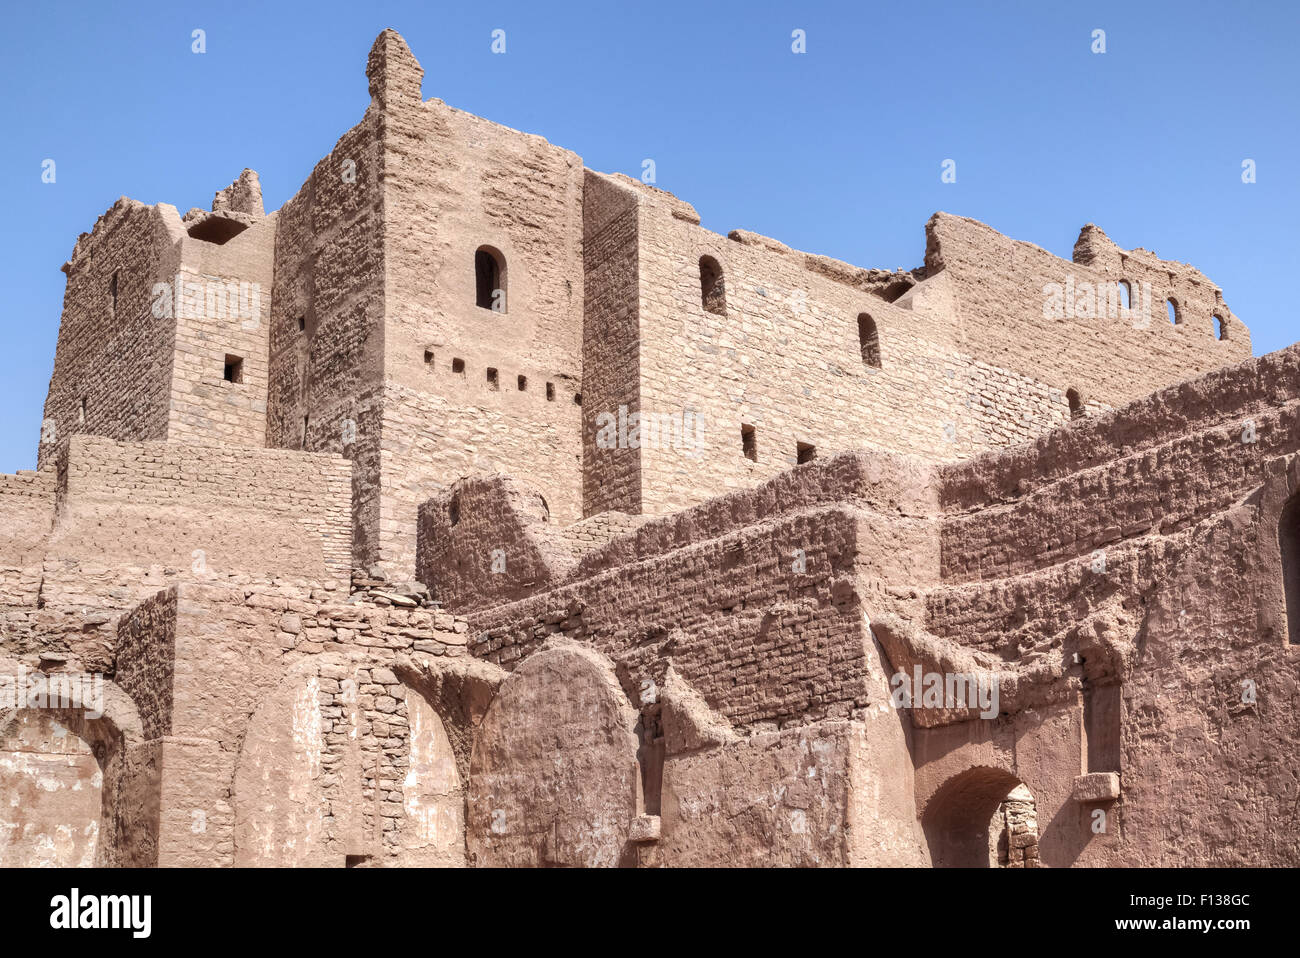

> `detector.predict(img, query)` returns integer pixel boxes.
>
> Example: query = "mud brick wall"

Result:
[582,172,643,516]
[39,199,185,469]
[0,467,55,566]
[624,190,1115,519]
[925,213,1250,408]
[469,506,877,731]
[940,343,1300,512]
[268,111,387,572]
[416,475,573,612]
[377,65,585,577]
[939,346,1300,582]
[167,217,276,447]
[52,435,353,579]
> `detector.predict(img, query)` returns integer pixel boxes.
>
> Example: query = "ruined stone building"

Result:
[2,29,1296,867]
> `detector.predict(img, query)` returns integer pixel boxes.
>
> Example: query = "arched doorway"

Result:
[922,766,1040,867]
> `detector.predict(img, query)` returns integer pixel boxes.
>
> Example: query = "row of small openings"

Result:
[1116,282,1230,340]
[738,423,816,465]
[700,259,886,370]
[423,350,576,403]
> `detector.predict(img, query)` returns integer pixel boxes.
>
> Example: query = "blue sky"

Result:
[1,0,1295,472]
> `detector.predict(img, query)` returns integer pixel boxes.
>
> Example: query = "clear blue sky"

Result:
[1,0,1295,473]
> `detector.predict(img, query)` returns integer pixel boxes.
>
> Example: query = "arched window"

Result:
[1166,297,1181,325]
[1067,388,1086,420]
[475,246,506,312]
[1116,280,1131,312]
[699,255,726,316]
[1281,493,1300,645]
[1214,314,1228,340]
[858,313,882,368]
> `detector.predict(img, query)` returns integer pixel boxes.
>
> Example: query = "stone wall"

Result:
[50,435,353,580]
[39,199,184,469]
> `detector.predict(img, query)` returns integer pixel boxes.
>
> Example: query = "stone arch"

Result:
[920,765,1039,867]
[467,643,641,867]
[0,665,147,867]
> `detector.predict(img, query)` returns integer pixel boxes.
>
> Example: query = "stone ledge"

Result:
[1072,771,1121,803]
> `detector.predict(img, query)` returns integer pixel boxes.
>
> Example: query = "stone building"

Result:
[1,29,1295,867]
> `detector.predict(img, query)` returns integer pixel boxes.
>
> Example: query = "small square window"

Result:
[573,393,582,406]
[452,358,465,374]
[741,424,757,462]
[224,355,244,384]
[424,349,435,365]
[796,442,816,464]
[487,367,499,390]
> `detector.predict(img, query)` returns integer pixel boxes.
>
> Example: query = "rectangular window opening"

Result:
[486,367,499,390]
[796,441,816,464]
[224,354,244,384]
[741,423,757,462]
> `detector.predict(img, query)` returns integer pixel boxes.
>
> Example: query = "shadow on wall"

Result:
[921,765,1038,867]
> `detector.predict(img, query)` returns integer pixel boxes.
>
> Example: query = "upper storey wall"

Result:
[621,185,1108,517]
[268,110,387,569]
[40,199,184,469]
[167,210,275,448]
[926,212,1251,407]
[368,30,586,575]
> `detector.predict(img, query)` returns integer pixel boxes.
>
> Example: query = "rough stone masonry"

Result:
[1,28,1296,867]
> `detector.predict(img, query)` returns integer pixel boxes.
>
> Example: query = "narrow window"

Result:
[1214,315,1228,340]
[1067,388,1086,420]
[517,375,527,391]
[301,414,310,450]
[699,255,726,316]
[424,349,435,366]
[224,354,244,383]
[573,393,582,406]
[1282,493,1300,645]
[448,494,460,526]
[475,246,506,312]
[486,367,499,390]
[796,442,816,464]
[858,313,882,368]
[1117,280,1131,312]
[78,397,86,427]
[109,271,119,318]
[1166,298,1181,325]
[298,316,306,332]
[452,358,465,374]
[741,424,758,462]
[545,382,555,401]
